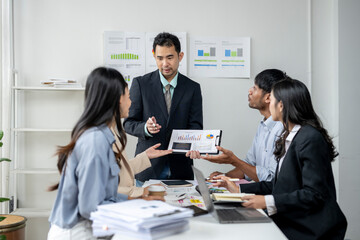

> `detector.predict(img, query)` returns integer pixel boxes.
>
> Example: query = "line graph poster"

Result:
[104,31,146,88]
[189,37,250,78]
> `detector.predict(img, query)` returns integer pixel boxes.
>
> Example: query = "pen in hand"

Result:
[148,117,156,128]
[206,178,240,182]
[147,116,161,134]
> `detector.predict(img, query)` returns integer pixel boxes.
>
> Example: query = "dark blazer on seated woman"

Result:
[240,124,347,240]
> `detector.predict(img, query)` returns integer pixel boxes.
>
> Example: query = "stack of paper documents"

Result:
[90,199,193,239]
[41,79,82,88]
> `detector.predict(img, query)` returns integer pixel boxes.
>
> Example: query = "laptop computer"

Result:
[192,166,272,224]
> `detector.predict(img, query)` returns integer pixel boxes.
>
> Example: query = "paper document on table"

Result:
[166,187,195,194]
[93,220,189,240]
[96,199,187,219]
[91,199,193,239]
[168,129,222,154]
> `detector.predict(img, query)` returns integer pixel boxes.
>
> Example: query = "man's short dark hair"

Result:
[255,69,287,93]
[153,32,181,54]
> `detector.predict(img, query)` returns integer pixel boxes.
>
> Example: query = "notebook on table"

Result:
[212,193,255,203]
[192,166,272,224]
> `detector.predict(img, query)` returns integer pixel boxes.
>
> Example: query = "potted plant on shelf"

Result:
[0,130,27,240]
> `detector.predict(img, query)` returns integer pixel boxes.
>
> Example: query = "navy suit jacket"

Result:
[123,70,203,181]
[240,125,347,240]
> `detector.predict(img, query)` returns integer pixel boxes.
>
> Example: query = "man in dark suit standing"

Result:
[124,32,203,182]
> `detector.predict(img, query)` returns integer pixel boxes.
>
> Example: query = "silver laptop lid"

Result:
[192,166,216,216]
[192,166,272,224]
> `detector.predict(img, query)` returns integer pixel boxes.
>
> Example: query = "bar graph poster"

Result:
[103,31,146,88]
[189,37,250,78]
[145,32,187,75]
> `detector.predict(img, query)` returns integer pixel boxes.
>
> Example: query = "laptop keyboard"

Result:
[216,208,246,221]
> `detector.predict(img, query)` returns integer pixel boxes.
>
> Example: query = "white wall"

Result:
[338,1,360,239]
[14,0,309,176]
[311,0,340,191]
[310,1,360,238]
[9,0,333,239]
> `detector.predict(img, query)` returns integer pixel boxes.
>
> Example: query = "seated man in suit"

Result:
[124,32,203,183]
[187,69,285,182]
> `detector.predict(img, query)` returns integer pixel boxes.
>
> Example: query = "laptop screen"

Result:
[192,166,272,224]
[192,166,216,214]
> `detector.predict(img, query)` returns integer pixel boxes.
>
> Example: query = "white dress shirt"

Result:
[264,125,301,216]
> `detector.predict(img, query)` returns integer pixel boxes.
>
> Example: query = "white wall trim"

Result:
[1,0,14,214]
[307,0,312,92]
[332,0,340,199]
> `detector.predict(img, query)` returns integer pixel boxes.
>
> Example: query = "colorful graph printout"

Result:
[177,133,202,141]
[189,37,250,78]
[168,130,222,154]
[206,134,214,139]
[103,31,146,89]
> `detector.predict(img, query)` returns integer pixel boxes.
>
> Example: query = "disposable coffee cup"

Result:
[148,185,166,197]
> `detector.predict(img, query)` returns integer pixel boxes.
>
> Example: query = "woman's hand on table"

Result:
[241,195,266,209]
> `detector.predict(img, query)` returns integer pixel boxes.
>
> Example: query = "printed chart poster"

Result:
[189,37,250,78]
[103,32,146,88]
[145,32,187,75]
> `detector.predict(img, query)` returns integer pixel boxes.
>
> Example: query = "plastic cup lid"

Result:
[148,185,166,192]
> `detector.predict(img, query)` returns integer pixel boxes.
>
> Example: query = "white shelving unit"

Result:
[12,128,72,132]
[0,0,86,218]
[13,86,85,91]
[9,86,85,217]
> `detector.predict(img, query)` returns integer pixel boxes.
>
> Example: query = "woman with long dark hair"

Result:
[214,78,347,239]
[47,67,171,239]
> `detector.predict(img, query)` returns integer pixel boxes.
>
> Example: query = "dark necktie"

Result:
[164,84,171,114]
